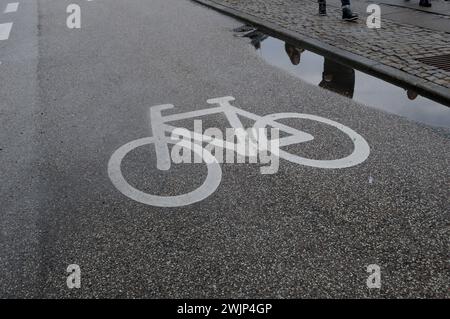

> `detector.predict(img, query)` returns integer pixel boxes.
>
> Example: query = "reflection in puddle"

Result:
[244,31,450,129]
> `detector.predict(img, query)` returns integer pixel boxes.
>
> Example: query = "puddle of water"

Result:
[246,33,450,129]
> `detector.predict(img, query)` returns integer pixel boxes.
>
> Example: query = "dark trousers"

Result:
[318,0,351,6]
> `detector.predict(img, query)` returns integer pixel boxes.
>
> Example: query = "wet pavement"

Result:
[245,33,450,128]
[196,0,450,96]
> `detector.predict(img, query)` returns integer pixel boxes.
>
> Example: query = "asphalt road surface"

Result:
[0,0,448,298]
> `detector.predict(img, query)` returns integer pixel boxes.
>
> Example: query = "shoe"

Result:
[342,6,358,21]
[419,0,432,7]
[319,3,327,16]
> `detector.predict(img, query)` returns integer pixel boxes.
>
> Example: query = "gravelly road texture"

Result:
[0,0,449,298]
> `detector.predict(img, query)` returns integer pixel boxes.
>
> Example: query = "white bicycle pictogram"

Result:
[108,96,370,207]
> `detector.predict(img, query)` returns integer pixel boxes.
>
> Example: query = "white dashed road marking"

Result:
[0,23,13,40]
[4,2,19,13]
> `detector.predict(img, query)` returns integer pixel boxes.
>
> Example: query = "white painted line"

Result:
[108,137,222,207]
[0,23,13,40]
[4,2,19,13]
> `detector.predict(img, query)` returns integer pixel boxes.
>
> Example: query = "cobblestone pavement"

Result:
[202,0,450,90]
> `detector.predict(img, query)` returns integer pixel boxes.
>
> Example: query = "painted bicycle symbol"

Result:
[108,96,370,207]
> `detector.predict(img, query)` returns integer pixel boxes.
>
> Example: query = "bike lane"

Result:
[4,0,448,297]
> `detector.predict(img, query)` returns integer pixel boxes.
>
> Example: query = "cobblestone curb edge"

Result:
[191,0,450,106]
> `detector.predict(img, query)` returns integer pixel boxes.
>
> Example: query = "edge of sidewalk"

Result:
[192,0,450,106]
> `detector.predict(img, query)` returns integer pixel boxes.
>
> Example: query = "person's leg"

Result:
[318,0,327,16]
[341,0,358,21]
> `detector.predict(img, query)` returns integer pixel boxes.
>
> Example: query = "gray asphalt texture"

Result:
[0,0,449,298]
